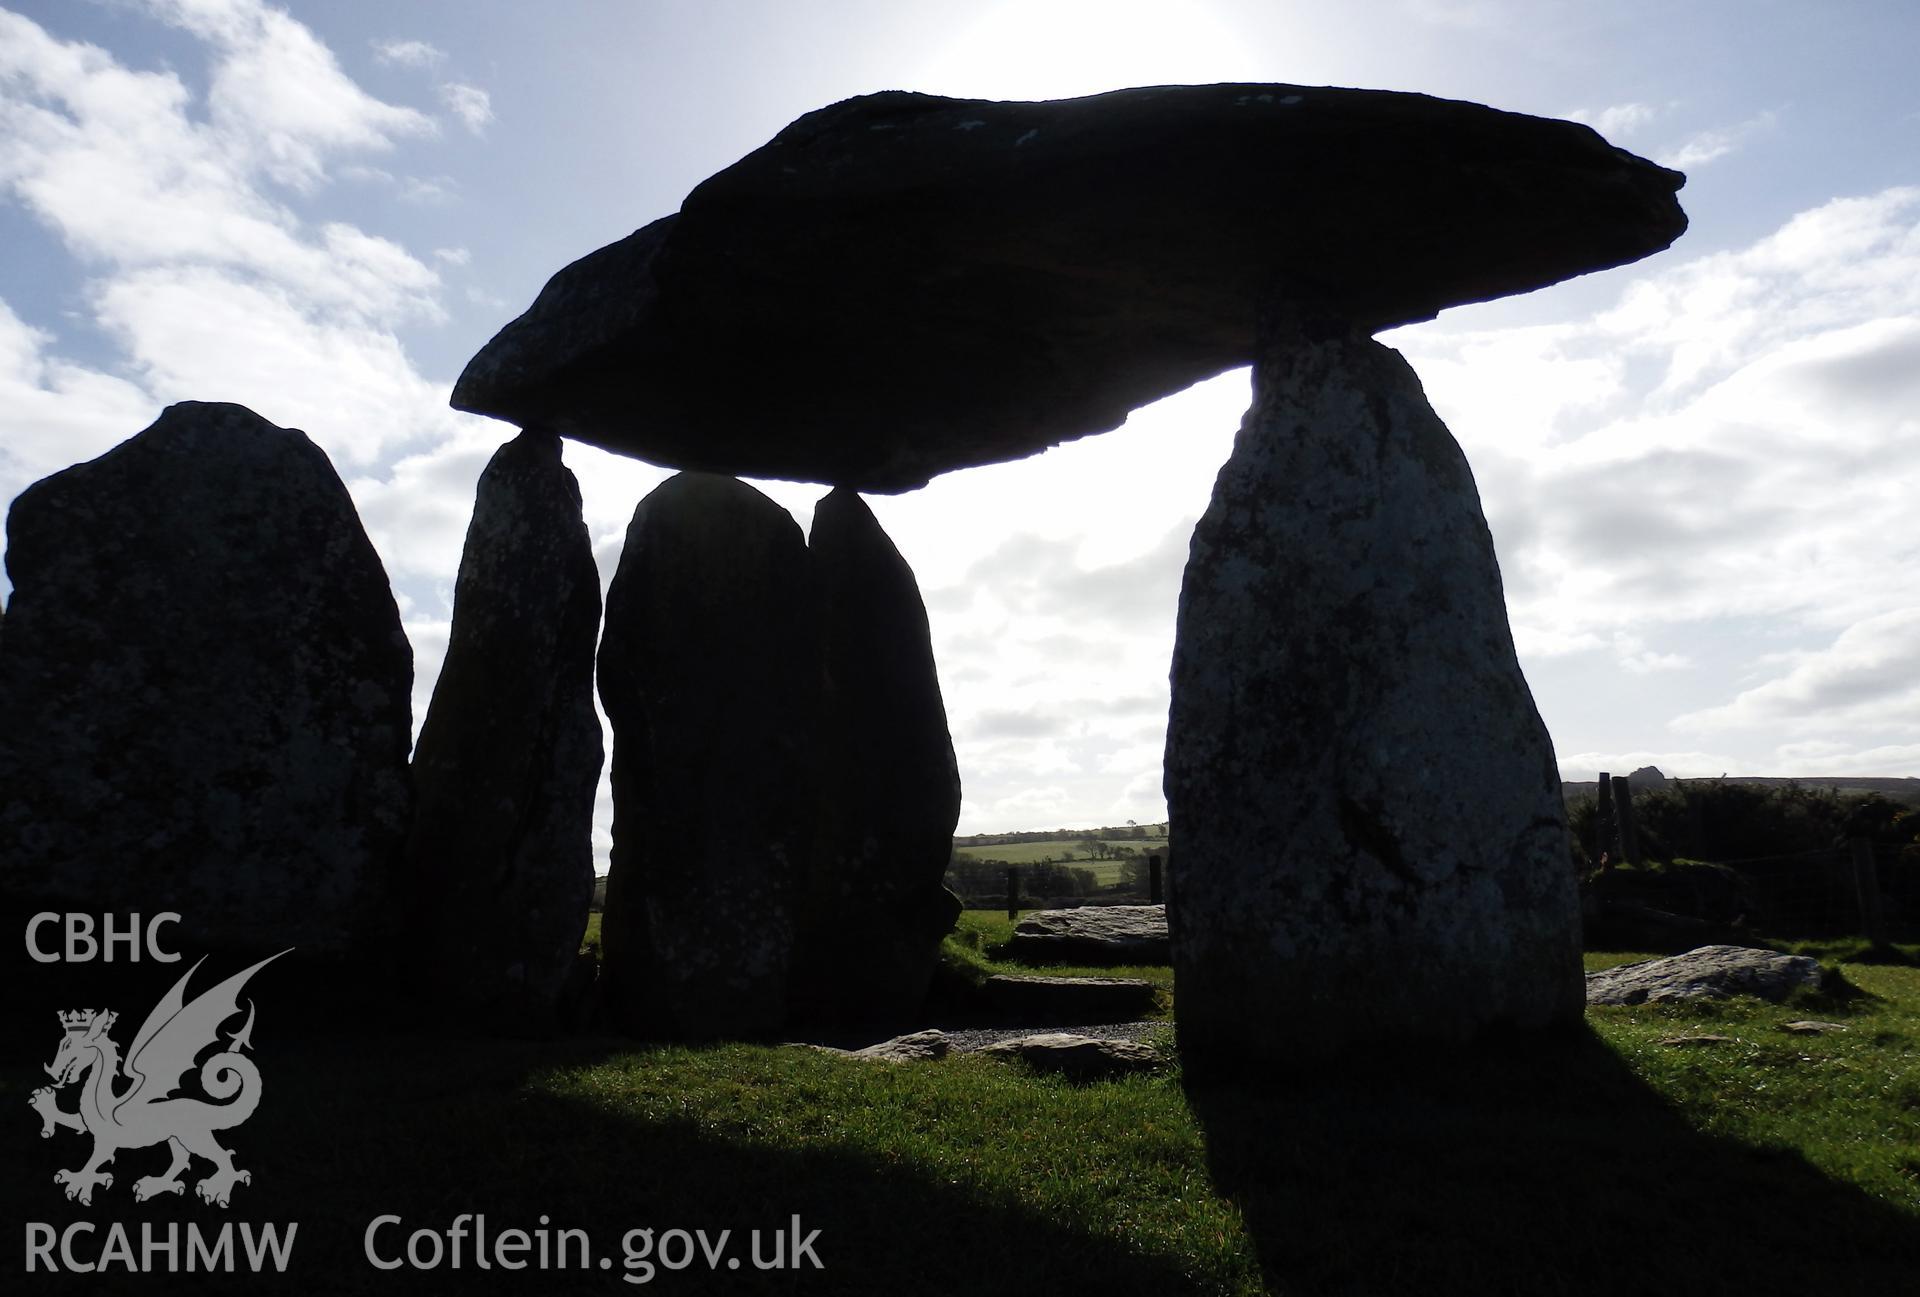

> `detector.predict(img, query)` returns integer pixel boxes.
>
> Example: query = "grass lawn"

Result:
[10,940,1913,1294]
[954,838,1168,867]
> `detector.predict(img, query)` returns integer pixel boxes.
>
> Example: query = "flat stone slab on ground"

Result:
[1780,1020,1848,1035]
[978,1033,1163,1080]
[1008,905,1170,966]
[1585,945,1825,1006]
[982,975,1158,1024]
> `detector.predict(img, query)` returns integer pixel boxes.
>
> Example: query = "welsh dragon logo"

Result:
[28,950,287,1208]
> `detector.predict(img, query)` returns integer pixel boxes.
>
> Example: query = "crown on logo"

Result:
[58,1009,98,1033]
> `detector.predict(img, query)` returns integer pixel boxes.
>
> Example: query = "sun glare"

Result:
[909,0,1277,102]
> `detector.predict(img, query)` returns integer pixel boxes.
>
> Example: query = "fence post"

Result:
[1594,771,1616,870]
[1007,866,1018,922]
[1149,855,1163,904]
[1848,836,1887,948]
[1611,775,1641,867]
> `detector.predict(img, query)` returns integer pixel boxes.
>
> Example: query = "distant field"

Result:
[953,837,1169,865]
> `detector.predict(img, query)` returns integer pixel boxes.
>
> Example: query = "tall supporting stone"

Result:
[1165,317,1583,1071]
[791,488,962,1030]
[0,401,413,965]
[598,473,817,1039]
[403,430,603,1035]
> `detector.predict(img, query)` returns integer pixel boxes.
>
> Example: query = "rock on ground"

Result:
[788,488,961,1031]
[1009,905,1170,965]
[454,84,1685,491]
[403,430,602,1035]
[597,473,817,1039]
[1165,315,1584,1072]
[979,1033,1164,1080]
[1585,946,1826,1006]
[809,1029,951,1064]
[0,402,412,970]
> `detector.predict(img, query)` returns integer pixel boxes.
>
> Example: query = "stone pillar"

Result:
[403,429,603,1036]
[1164,316,1583,1071]
[0,401,413,966]
[789,487,962,1031]
[597,473,817,1039]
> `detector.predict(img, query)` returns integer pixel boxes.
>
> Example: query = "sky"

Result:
[2,1,1917,871]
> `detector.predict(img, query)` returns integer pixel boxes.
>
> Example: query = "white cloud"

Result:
[141,0,436,191]
[438,82,494,136]
[1657,111,1776,171]
[1671,609,1920,735]
[1394,184,1920,784]
[371,38,445,69]
[433,246,471,267]
[400,174,458,204]
[90,266,448,466]
[0,9,442,325]
[0,294,155,489]
[1613,633,1691,675]
[1395,186,1920,657]
[1571,101,1662,139]
[0,2,503,775]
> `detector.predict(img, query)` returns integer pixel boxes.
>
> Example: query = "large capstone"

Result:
[454,83,1686,490]
[403,429,603,1035]
[0,401,412,962]
[597,473,817,1038]
[1164,316,1583,1070]
[789,487,961,1031]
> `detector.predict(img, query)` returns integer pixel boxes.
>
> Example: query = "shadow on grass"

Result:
[3,1033,1224,1297]
[1789,938,1920,967]
[1185,1025,1920,1296]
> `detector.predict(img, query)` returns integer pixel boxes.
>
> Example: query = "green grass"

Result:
[1580,944,1920,1209]
[954,838,1168,866]
[24,941,1904,1292]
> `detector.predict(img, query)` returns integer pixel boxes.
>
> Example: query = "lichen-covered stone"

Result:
[789,487,961,1031]
[978,1032,1163,1079]
[1009,904,1169,965]
[597,473,817,1039]
[1165,316,1583,1070]
[403,429,602,1035]
[1585,945,1825,1005]
[0,401,412,961]
[454,84,1686,491]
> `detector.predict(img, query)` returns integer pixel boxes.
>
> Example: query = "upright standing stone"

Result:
[598,473,817,1038]
[790,488,961,1030]
[1165,316,1582,1071]
[403,429,603,1035]
[0,401,412,963]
